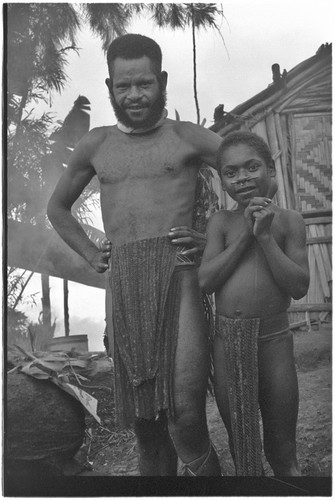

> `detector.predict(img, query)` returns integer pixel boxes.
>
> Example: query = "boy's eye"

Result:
[248,163,260,171]
[225,171,236,178]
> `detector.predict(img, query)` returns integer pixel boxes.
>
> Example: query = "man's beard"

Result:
[109,89,167,129]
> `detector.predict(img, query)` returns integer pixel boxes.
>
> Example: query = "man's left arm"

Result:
[181,122,222,169]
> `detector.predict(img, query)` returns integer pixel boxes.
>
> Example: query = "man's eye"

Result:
[225,171,235,178]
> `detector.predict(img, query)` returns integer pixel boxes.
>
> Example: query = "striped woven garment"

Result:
[215,315,263,476]
[109,236,182,428]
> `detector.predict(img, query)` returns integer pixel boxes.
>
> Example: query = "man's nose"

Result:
[128,85,142,100]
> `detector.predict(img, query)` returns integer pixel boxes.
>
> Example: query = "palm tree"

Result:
[147,3,224,124]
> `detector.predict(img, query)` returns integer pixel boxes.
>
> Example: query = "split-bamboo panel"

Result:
[288,213,332,325]
[291,114,332,212]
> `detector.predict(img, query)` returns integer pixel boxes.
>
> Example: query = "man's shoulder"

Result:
[164,118,217,139]
[87,125,117,141]
[79,125,118,151]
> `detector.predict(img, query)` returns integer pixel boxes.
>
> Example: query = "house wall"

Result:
[290,113,332,211]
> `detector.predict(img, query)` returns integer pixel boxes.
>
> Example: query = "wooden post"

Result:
[63,279,70,336]
[41,274,51,327]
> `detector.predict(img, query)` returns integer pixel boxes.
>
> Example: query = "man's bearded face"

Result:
[108,56,167,129]
[109,86,166,129]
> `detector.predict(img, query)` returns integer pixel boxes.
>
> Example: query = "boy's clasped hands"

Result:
[244,196,274,237]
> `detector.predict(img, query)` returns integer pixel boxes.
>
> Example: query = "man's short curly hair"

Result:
[107,34,162,76]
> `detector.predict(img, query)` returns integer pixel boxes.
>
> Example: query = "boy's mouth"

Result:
[235,185,255,194]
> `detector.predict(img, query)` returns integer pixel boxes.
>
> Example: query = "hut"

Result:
[210,43,332,326]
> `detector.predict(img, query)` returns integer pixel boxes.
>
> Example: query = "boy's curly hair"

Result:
[216,131,273,175]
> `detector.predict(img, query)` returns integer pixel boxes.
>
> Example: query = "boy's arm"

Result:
[47,129,110,273]
[198,212,252,294]
[255,209,310,299]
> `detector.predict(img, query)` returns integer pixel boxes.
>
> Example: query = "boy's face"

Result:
[220,144,275,206]
[106,56,167,128]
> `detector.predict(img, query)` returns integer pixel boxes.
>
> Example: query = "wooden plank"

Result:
[265,113,287,208]
[288,303,332,312]
[304,217,332,225]
[290,320,307,329]
[274,112,293,208]
[279,114,296,209]
[283,112,332,118]
[281,106,332,114]
[288,113,300,210]
[306,236,332,245]
[309,239,330,297]
[302,209,332,219]
[312,225,332,281]
[307,242,316,304]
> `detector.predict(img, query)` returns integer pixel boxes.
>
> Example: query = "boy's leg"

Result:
[213,335,237,469]
[134,412,178,476]
[258,332,301,476]
[168,270,221,475]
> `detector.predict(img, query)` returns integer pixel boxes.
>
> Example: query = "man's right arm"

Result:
[47,130,110,273]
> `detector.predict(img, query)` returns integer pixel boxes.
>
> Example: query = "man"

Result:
[48,34,222,476]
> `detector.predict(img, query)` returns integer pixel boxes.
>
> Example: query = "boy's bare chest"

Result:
[225,216,285,249]
[92,130,193,184]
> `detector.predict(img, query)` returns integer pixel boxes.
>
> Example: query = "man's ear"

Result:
[105,77,112,92]
[160,71,168,91]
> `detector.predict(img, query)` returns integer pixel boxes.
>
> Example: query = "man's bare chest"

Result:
[92,131,192,184]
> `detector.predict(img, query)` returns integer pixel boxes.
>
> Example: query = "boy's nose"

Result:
[232,172,250,184]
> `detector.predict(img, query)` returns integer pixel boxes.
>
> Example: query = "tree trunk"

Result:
[41,274,51,327]
[191,5,201,125]
[63,279,70,336]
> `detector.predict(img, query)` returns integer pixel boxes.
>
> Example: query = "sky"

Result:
[15,0,334,352]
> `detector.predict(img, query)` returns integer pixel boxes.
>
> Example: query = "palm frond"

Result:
[32,4,80,47]
[187,3,222,30]
[83,3,130,52]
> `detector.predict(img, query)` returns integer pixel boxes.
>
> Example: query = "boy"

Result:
[199,131,309,476]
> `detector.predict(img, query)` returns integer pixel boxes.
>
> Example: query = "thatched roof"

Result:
[210,43,332,135]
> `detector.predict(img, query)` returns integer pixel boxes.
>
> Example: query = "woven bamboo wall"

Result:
[291,113,332,211]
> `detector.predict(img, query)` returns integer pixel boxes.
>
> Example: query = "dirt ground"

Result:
[80,322,332,477]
